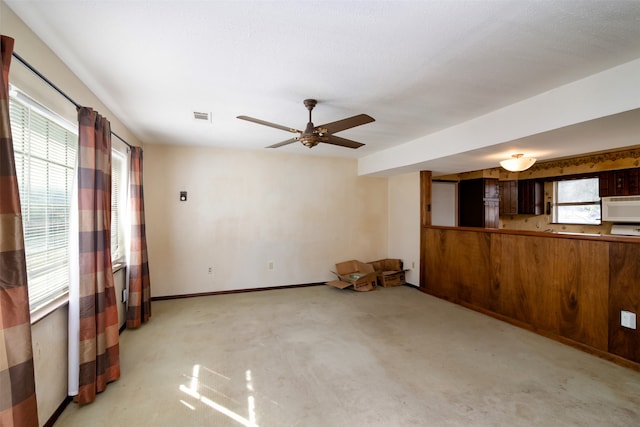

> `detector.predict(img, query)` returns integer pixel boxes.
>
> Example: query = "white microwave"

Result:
[602,196,640,222]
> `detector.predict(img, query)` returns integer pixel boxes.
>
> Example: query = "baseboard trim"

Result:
[151,282,325,301]
[44,396,72,427]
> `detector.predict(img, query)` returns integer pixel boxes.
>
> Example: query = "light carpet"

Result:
[55,285,640,426]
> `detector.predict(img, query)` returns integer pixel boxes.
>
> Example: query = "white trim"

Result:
[30,292,69,324]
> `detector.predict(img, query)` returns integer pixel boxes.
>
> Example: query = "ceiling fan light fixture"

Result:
[500,154,536,172]
[300,136,319,148]
[299,134,329,148]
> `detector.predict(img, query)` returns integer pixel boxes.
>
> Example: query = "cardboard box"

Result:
[326,260,378,292]
[368,258,408,287]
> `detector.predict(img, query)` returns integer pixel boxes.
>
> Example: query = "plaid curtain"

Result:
[75,107,120,405]
[0,35,39,427]
[126,146,151,328]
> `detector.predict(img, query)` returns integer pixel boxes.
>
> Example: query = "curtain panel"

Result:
[127,146,151,328]
[74,107,120,405]
[0,35,39,427]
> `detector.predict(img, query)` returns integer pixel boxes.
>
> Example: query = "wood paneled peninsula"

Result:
[421,226,640,370]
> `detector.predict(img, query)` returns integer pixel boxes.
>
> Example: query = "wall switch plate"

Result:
[621,310,636,329]
[180,191,187,201]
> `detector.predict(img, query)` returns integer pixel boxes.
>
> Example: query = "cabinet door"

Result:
[483,179,499,229]
[459,179,484,228]
[499,181,518,215]
[459,178,499,228]
[628,169,639,195]
[611,170,628,196]
[599,171,612,197]
[518,180,543,215]
[484,199,500,228]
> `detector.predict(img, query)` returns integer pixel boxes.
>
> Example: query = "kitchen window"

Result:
[552,177,601,224]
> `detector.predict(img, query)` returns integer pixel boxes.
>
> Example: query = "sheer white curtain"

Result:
[68,159,80,396]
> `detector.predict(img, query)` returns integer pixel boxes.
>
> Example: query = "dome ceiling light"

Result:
[500,154,536,172]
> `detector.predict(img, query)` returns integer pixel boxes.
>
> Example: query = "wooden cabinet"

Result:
[459,178,499,228]
[499,181,518,215]
[628,168,639,195]
[599,168,640,197]
[612,170,628,195]
[498,180,543,216]
[518,179,544,215]
[599,173,612,197]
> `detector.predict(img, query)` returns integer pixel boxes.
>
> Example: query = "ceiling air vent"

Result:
[193,111,210,122]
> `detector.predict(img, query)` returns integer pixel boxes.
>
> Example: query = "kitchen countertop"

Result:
[426,225,640,243]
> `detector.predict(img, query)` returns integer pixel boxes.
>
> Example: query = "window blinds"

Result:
[111,151,124,261]
[10,95,78,312]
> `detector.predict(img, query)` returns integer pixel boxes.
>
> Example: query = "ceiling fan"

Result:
[237,99,374,149]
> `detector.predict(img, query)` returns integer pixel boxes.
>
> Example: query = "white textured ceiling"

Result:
[6,0,640,175]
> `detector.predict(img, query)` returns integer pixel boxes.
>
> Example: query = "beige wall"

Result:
[388,172,420,285]
[144,144,389,296]
[30,307,68,426]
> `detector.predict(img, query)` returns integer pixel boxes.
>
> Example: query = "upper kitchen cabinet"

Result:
[518,179,544,215]
[459,178,499,228]
[600,168,640,197]
[499,181,518,215]
[498,179,543,216]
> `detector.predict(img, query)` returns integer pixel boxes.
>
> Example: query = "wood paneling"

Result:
[491,235,559,332]
[420,171,432,228]
[554,239,609,349]
[609,242,640,363]
[423,228,491,305]
[422,227,635,366]
[492,235,609,349]
[420,171,432,289]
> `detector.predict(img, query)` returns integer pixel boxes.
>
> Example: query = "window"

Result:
[552,177,601,224]
[111,150,126,262]
[10,88,78,312]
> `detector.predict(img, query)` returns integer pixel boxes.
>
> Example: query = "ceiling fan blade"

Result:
[324,135,365,149]
[237,116,301,133]
[266,137,298,149]
[318,114,375,134]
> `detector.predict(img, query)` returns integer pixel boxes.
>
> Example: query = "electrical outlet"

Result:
[267,261,274,271]
[208,267,213,275]
[412,261,415,269]
[621,311,637,329]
